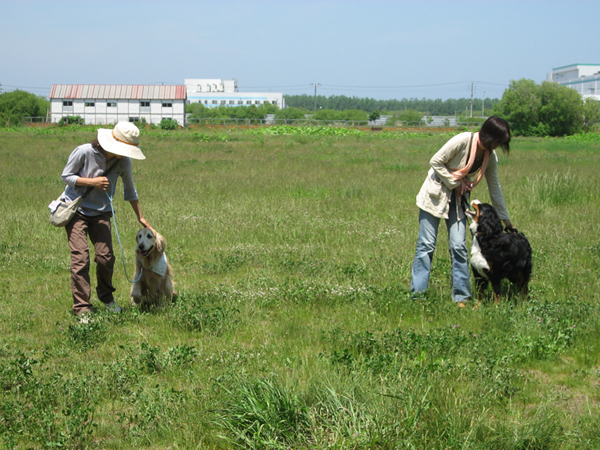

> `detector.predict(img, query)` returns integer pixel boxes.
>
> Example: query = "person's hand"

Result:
[503,219,517,233]
[92,176,110,191]
[456,180,473,196]
[139,217,152,229]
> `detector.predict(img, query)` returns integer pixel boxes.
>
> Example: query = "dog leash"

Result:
[106,186,143,284]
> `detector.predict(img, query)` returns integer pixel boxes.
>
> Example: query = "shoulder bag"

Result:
[49,160,118,227]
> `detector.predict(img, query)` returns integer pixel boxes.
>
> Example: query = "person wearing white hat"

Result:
[59,122,151,320]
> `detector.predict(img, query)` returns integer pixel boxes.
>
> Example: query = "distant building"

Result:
[49,84,187,125]
[185,78,285,109]
[547,64,600,100]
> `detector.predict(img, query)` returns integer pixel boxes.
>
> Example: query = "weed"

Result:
[64,316,108,351]
[172,291,239,334]
[216,376,310,449]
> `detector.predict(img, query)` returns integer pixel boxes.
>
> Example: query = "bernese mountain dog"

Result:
[466,200,532,304]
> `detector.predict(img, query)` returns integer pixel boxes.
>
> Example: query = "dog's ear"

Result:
[478,207,503,236]
[155,232,166,253]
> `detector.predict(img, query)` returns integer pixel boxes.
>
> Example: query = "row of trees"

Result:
[2,84,599,136]
[284,94,500,116]
[186,102,279,120]
[187,104,420,124]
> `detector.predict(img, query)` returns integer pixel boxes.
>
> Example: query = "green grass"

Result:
[1,126,600,448]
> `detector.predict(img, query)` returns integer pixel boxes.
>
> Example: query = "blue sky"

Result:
[1,0,598,100]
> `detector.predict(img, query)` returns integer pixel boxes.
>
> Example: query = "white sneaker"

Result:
[105,301,122,313]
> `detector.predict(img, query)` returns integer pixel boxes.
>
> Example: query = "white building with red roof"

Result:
[49,84,187,125]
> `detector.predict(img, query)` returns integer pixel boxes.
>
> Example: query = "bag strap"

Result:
[82,159,119,199]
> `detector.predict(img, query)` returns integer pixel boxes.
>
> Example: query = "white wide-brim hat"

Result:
[97,122,146,160]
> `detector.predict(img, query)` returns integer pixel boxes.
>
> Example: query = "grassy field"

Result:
[1,125,600,449]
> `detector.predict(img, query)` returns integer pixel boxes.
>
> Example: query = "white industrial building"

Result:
[185,78,285,109]
[548,64,600,100]
[49,84,187,125]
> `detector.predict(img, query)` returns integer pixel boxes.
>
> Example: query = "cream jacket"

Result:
[416,132,510,221]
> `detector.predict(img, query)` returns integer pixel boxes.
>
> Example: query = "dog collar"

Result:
[149,253,168,276]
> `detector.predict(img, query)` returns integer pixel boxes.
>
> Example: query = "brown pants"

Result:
[65,212,116,316]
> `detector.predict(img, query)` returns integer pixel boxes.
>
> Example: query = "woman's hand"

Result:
[139,217,152,229]
[503,219,516,232]
[91,177,110,191]
[456,180,473,196]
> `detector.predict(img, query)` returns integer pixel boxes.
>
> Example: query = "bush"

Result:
[494,78,586,136]
[58,115,83,126]
[274,107,309,120]
[159,118,178,130]
[0,90,49,127]
[314,109,368,122]
[186,102,278,121]
[133,117,148,129]
[369,110,381,122]
[393,109,424,125]
[583,98,600,132]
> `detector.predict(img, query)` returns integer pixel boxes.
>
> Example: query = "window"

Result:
[246,100,252,105]
[85,101,95,107]
[63,101,73,106]
[220,100,226,105]
[238,100,243,105]
[107,101,117,107]
[212,100,218,105]
[162,102,172,107]
[129,117,139,123]
[272,100,277,105]
[229,100,235,105]
[140,101,150,107]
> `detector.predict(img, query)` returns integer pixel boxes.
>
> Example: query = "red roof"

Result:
[50,84,187,100]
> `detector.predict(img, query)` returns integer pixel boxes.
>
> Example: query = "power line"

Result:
[240,84,311,89]
[230,80,509,92]
[2,84,49,90]
[321,81,470,89]
[474,81,510,87]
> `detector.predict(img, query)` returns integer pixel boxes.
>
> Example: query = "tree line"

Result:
[2,81,599,136]
[284,94,500,117]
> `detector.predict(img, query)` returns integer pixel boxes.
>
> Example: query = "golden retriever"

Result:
[130,228,175,308]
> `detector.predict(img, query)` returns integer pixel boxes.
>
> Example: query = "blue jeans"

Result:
[410,194,471,302]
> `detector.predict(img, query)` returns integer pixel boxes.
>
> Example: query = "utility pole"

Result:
[469,81,476,118]
[311,83,320,113]
[481,91,486,118]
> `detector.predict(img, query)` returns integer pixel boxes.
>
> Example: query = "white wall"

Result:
[51,99,186,125]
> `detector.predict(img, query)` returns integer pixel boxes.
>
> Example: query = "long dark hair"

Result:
[479,116,510,154]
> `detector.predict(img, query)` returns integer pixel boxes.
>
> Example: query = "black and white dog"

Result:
[466,200,532,304]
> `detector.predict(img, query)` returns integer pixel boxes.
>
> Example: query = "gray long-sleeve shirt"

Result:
[61,143,139,216]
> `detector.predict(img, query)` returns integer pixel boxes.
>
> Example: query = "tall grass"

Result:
[1,127,600,448]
